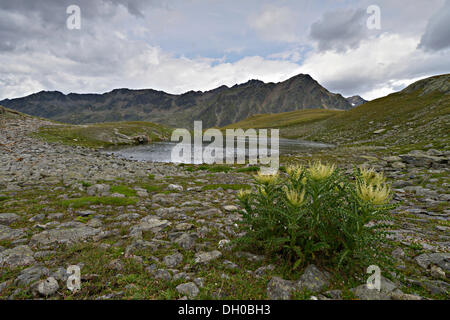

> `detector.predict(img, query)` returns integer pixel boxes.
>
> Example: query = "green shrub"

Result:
[236,162,395,272]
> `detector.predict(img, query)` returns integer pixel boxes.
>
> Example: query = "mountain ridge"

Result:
[0,73,352,128]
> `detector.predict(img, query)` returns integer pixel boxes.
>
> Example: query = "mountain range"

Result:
[0,74,356,128]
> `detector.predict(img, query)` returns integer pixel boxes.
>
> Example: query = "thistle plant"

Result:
[236,162,395,273]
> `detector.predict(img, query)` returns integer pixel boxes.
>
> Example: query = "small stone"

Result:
[176,282,199,298]
[297,264,331,293]
[174,233,197,250]
[351,276,398,300]
[218,239,231,249]
[107,259,124,271]
[0,245,35,268]
[391,292,423,300]
[193,277,205,288]
[174,223,194,231]
[194,250,222,264]
[76,210,96,217]
[254,265,275,277]
[15,266,49,286]
[0,213,20,226]
[430,265,446,280]
[163,252,183,268]
[391,162,406,169]
[267,277,296,300]
[415,253,450,273]
[37,277,59,296]
[392,248,405,260]
[223,205,238,212]
[168,184,183,192]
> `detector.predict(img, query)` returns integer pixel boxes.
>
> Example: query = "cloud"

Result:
[248,5,299,43]
[0,0,449,102]
[309,8,369,52]
[418,0,450,51]
[300,33,450,99]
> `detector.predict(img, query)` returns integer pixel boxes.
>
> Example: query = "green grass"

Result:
[140,184,164,193]
[110,185,137,197]
[61,196,138,208]
[235,166,260,173]
[184,164,234,173]
[223,109,342,130]
[33,121,173,148]
[0,196,9,202]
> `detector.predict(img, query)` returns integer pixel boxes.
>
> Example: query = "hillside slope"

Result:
[0,74,351,128]
[228,74,450,150]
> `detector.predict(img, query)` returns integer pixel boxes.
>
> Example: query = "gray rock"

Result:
[297,264,331,293]
[87,184,110,196]
[351,276,398,300]
[30,226,101,247]
[193,277,205,288]
[50,267,70,282]
[0,225,26,241]
[267,277,296,300]
[392,248,406,260]
[168,184,183,192]
[29,214,45,222]
[176,282,200,298]
[223,260,239,270]
[324,290,342,299]
[154,269,172,281]
[48,213,64,220]
[174,233,197,250]
[254,265,275,277]
[107,259,124,271]
[194,250,222,264]
[15,266,49,286]
[130,216,171,236]
[390,292,423,300]
[0,245,35,268]
[163,252,183,268]
[76,210,96,217]
[223,205,238,212]
[0,213,20,226]
[412,279,450,295]
[0,280,11,293]
[415,253,450,273]
[37,277,59,296]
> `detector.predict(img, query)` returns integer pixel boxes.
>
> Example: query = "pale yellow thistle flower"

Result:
[286,164,304,180]
[308,161,335,180]
[359,167,385,186]
[357,182,391,205]
[284,187,306,207]
[301,177,307,185]
[254,171,278,184]
[237,189,252,200]
[258,186,268,197]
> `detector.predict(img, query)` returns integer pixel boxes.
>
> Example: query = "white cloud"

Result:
[300,33,450,99]
[0,41,303,99]
[248,5,299,43]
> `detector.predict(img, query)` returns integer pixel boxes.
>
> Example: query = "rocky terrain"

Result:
[0,74,351,128]
[0,109,448,300]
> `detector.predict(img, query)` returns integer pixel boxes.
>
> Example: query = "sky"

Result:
[0,0,449,101]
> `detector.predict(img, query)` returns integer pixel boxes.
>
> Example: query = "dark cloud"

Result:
[418,0,450,51]
[309,8,368,52]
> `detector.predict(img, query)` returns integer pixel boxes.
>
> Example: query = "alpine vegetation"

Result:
[236,162,395,273]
